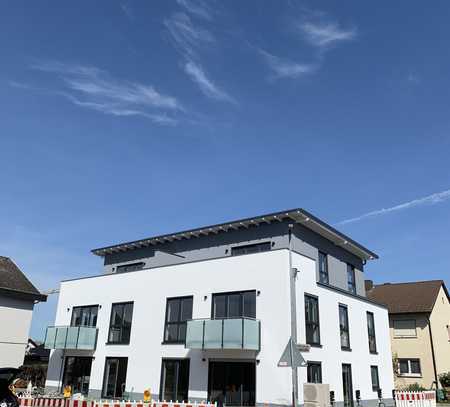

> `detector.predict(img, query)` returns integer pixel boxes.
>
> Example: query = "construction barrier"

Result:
[20,399,216,407]
[395,391,436,407]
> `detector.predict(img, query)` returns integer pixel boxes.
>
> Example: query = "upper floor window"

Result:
[164,296,193,343]
[318,252,329,284]
[339,304,350,350]
[393,319,417,338]
[108,302,134,344]
[370,366,380,391]
[347,264,356,294]
[398,359,421,376]
[307,362,322,383]
[71,305,98,327]
[212,290,256,319]
[305,295,320,346]
[367,312,377,353]
[116,262,145,273]
[231,242,271,256]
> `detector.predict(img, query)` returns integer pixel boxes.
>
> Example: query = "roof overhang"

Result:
[91,208,378,261]
[0,287,47,302]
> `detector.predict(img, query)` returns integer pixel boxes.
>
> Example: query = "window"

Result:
[339,305,350,350]
[347,264,356,294]
[212,291,256,319]
[398,359,421,376]
[307,362,322,383]
[231,242,271,256]
[318,252,329,284]
[62,356,93,395]
[305,295,320,346]
[342,364,354,407]
[160,359,190,402]
[370,366,380,391]
[366,312,377,353]
[108,302,134,344]
[116,262,145,273]
[393,320,417,338]
[71,305,98,327]
[164,297,193,343]
[102,357,128,398]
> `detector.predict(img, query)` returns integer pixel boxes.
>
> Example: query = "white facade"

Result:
[46,249,394,406]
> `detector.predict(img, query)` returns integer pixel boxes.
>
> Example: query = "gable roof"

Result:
[0,256,47,302]
[367,280,448,314]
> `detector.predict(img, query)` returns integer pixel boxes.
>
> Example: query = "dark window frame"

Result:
[107,301,134,345]
[304,294,321,346]
[318,252,329,284]
[339,304,351,350]
[230,242,271,256]
[62,356,93,395]
[370,366,380,391]
[116,262,145,273]
[347,264,356,294]
[398,358,422,376]
[366,312,377,354]
[163,296,193,344]
[159,358,190,402]
[307,361,322,383]
[211,290,256,319]
[102,357,128,399]
[71,305,99,327]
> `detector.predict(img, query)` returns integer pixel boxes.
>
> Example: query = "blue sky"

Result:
[1,1,450,340]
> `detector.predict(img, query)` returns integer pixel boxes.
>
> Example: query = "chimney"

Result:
[365,280,374,292]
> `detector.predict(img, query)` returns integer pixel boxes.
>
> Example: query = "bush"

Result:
[402,383,427,392]
[440,372,450,387]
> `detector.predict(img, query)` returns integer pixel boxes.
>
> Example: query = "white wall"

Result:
[0,295,34,367]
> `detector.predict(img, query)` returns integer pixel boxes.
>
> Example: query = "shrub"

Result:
[402,383,427,392]
[440,372,450,387]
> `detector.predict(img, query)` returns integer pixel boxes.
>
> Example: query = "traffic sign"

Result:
[277,338,309,368]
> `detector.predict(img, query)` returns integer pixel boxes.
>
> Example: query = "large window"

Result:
[370,366,380,391]
[116,262,145,273]
[339,304,350,350]
[347,264,356,294]
[212,291,256,319]
[342,364,354,407]
[71,305,98,327]
[307,362,322,383]
[318,252,329,284]
[108,302,134,344]
[102,357,128,398]
[62,356,93,395]
[393,320,417,338]
[305,295,320,346]
[160,359,190,402]
[231,242,271,256]
[398,359,421,376]
[366,312,377,353]
[164,296,193,343]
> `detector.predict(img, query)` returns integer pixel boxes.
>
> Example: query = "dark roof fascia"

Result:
[0,287,47,302]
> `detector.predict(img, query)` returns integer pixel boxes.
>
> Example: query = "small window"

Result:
[108,302,134,344]
[116,262,145,273]
[164,297,193,343]
[102,357,128,398]
[371,366,380,391]
[393,320,417,338]
[160,359,190,402]
[318,252,329,284]
[307,362,322,383]
[367,312,377,353]
[212,291,256,319]
[231,242,271,256]
[71,305,99,327]
[339,304,350,350]
[398,359,421,376]
[347,264,356,294]
[305,295,320,346]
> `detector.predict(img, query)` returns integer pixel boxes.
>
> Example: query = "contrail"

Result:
[337,189,450,225]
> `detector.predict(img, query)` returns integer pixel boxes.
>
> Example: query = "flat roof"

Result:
[91,208,379,261]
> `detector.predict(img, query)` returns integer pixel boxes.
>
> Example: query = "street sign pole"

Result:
[288,224,298,407]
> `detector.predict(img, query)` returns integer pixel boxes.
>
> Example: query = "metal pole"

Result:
[288,224,298,407]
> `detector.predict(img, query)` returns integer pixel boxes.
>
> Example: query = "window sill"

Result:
[341,347,352,352]
[398,374,422,378]
[105,342,130,346]
[370,351,378,355]
[308,343,323,348]
[162,341,185,345]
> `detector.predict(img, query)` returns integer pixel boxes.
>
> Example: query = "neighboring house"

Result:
[21,339,50,387]
[366,280,450,390]
[0,256,47,367]
[45,209,394,407]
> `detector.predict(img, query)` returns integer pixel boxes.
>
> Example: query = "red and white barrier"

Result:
[395,391,436,407]
[20,398,215,407]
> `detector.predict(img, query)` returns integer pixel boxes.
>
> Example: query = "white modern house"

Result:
[45,209,394,407]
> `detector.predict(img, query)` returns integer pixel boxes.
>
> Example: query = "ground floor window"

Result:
[371,366,380,391]
[307,362,322,383]
[160,359,190,402]
[102,357,128,399]
[342,364,354,407]
[398,358,421,376]
[62,356,93,395]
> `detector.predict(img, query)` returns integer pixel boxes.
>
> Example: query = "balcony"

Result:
[185,318,260,351]
[44,326,98,350]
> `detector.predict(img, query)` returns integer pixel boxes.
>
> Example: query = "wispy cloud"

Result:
[120,3,134,21]
[258,49,316,79]
[176,0,213,21]
[27,61,181,125]
[337,189,450,225]
[299,20,356,49]
[407,72,420,85]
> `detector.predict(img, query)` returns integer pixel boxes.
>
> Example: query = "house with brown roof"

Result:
[366,280,450,390]
[0,256,47,368]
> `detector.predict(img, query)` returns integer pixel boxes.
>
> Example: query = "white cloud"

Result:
[337,189,450,225]
[121,3,134,20]
[176,0,213,21]
[299,20,356,49]
[259,49,316,79]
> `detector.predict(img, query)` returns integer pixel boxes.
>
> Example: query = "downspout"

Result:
[426,315,439,389]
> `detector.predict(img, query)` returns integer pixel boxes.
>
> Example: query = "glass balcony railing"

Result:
[44,326,98,350]
[185,318,260,351]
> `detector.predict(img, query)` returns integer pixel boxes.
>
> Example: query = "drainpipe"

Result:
[426,316,439,389]
[288,224,299,407]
